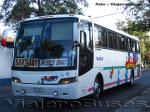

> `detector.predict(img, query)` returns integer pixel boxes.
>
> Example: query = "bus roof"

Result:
[23,14,92,22]
[23,14,139,41]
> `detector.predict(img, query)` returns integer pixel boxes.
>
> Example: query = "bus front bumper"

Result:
[12,82,79,99]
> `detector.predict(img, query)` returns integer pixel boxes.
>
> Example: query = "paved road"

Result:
[0,69,150,112]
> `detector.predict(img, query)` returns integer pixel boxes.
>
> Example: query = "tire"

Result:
[128,71,134,86]
[92,77,103,99]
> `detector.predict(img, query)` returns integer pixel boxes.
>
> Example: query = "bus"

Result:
[0,28,16,86]
[11,15,141,99]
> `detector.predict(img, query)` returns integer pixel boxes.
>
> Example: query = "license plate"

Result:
[33,87,44,92]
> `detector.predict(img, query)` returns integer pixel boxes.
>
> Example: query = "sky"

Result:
[82,0,129,29]
[0,0,129,32]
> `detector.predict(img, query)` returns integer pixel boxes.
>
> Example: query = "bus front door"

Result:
[79,30,93,76]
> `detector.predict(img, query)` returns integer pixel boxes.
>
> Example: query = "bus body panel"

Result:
[93,49,141,90]
[12,82,79,99]
[12,70,82,99]
[76,48,141,96]
[77,69,98,97]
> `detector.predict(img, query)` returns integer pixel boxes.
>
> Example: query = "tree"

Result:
[123,0,150,31]
[0,0,88,26]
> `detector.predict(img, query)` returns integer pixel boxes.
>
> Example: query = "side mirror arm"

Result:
[73,41,81,48]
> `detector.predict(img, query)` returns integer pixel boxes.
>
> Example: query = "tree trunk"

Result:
[37,0,44,16]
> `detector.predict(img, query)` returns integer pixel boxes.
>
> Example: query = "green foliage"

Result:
[118,20,148,35]
[124,0,150,31]
[5,0,33,24]
[0,0,88,26]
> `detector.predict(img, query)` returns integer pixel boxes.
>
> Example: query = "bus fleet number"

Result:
[96,57,103,61]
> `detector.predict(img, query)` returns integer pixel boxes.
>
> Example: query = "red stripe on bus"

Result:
[88,87,94,92]
[104,81,117,87]
[104,75,140,87]
[104,79,129,87]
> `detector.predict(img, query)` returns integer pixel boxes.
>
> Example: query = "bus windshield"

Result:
[14,18,77,69]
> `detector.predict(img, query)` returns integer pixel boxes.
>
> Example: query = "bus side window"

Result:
[113,33,117,49]
[127,38,131,51]
[124,37,128,51]
[94,25,102,48]
[135,41,138,52]
[130,39,133,52]
[117,35,121,50]
[131,40,135,52]
[137,42,140,53]
[102,29,107,47]
[132,41,136,52]
[121,36,125,51]
[89,25,93,49]
[108,31,113,49]
[80,31,87,50]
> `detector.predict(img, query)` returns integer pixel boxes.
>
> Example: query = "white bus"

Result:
[12,15,141,99]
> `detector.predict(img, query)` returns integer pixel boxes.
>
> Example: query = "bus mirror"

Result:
[73,41,81,48]
[6,40,14,48]
[1,28,16,48]
[0,38,14,48]
[1,38,7,47]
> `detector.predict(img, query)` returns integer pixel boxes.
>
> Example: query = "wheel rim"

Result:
[94,79,100,98]
[130,75,134,84]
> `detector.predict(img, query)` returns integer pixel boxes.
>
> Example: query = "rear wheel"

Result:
[130,74,134,84]
[128,70,134,86]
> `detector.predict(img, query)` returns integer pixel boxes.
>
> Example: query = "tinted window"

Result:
[94,25,102,48]
[136,42,140,53]
[124,37,127,51]
[113,33,118,49]
[14,19,77,68]
[132,41,136,52]
[121,36,125,50]
[102,29,107,47]
[108,31,113,48]
[117,35,121,50]
[127,39,131,51]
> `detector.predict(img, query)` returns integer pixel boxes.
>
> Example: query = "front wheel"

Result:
[92,77,103,99]
[127,72,134,86]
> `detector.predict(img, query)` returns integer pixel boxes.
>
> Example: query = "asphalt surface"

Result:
[0,69,150,112]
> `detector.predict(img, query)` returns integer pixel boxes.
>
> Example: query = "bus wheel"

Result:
[93,77,102,99]
[129,71,134,85]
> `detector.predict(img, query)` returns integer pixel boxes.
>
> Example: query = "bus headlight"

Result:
[12,77,21,83]
[59,77,77,84]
